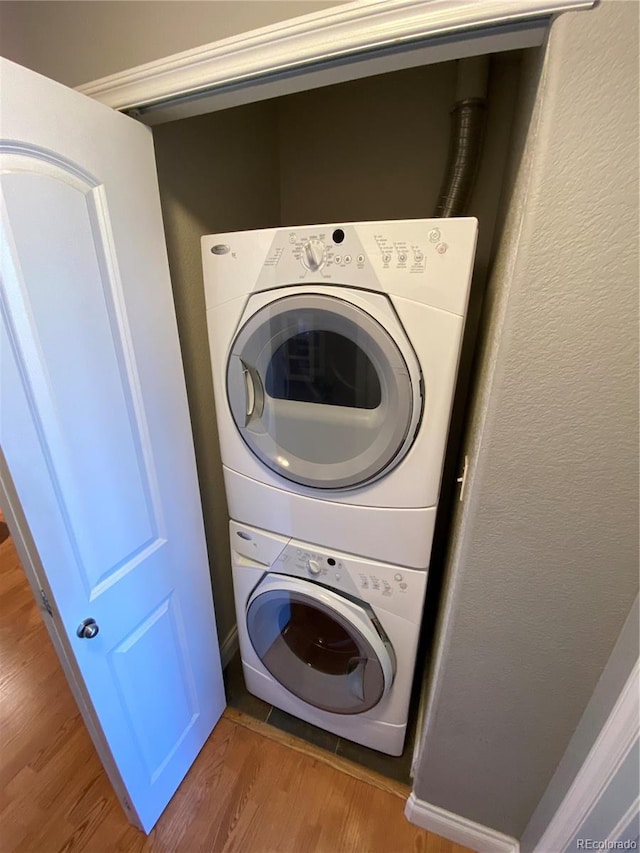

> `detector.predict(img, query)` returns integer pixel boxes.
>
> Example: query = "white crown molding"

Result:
[533,659,640,853]
[405,793,520,852]
[76,0,596,114]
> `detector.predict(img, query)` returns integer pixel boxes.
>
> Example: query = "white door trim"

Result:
[404,793,519,852]
[532,659,640,853]
[76,0,595,121]
[608,796,640,847]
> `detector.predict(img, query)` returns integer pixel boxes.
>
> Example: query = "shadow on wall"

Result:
[153,101,282,646]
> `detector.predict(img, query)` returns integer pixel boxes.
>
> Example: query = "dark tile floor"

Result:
[223,652,416,785]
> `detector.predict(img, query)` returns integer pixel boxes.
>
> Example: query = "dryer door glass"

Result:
[247,587,391,714]
[227,293,418,490]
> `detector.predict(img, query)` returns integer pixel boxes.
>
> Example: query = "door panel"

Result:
[2,157,163,594]
[109,595,199,783]
[0,58,225,832]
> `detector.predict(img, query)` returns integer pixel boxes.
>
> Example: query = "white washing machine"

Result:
[202,218,477,569]
[230,520,428,756]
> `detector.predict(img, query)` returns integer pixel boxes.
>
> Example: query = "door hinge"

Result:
[40,589,53,616]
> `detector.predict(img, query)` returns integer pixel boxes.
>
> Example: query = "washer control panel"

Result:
[290,547,407,594]
[230,520,428,621]
[275,539,427,623]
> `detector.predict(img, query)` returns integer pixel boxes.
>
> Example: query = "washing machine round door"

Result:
[246,575,395,715]
[226,293,420,490]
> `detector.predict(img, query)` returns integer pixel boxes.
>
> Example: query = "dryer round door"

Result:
[227,293,421,490]
[246,575,395,715]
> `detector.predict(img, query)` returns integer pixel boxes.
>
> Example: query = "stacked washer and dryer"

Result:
[202,219,477,756]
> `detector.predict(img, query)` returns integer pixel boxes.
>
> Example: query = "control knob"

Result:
[307,559,322,576]
[301,238,326,272]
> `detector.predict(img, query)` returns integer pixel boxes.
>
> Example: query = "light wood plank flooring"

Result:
[0,526,474,853]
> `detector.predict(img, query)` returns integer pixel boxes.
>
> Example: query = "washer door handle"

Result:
[347,657,367,702]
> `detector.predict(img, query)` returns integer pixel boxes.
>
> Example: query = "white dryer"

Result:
[230,520,428,756]
[202,219,477,568]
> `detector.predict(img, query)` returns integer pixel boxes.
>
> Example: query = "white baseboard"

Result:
[220,624,239,668]
[405,793,520,853]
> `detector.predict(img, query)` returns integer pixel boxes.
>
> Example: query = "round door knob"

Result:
[76,618,99,639]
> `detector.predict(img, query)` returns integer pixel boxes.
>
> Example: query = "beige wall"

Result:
[153,102,282,645]
[0,1,344,88]
[279,53,522,283]
[413,0,639,836]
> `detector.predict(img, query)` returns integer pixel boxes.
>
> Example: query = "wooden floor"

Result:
[0,525,474,853]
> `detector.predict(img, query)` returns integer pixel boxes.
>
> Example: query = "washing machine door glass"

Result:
[227,293,417,490]
[246,579,394,715]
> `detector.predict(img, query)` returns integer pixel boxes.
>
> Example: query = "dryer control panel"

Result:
[230,520,428,624]
[269,225,450,279]
[204,218,478,318]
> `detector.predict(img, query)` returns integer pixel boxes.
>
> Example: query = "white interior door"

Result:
[0,58,226,833]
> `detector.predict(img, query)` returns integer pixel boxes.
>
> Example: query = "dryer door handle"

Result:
[241,361,264,424]
[243,365,254,417]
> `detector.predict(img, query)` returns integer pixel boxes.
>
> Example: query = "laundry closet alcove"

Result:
[7,2,632,847]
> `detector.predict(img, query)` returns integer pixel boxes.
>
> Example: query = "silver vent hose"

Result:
[435,57,489,218]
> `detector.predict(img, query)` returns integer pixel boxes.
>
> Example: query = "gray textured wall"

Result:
[413,0,639,837]
[521,596,639,851]
[0,1,343,88]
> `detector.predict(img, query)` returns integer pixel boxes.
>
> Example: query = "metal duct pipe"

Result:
[434,56,489,218]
